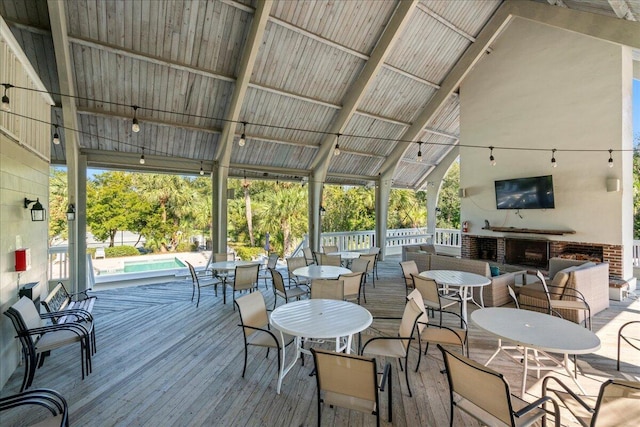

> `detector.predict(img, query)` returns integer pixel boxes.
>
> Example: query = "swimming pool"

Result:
[97,257,186,275]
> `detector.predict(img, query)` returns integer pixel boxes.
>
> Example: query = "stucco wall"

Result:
[459,18,633,279]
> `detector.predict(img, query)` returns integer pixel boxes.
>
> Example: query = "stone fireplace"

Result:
[462,235,623,278]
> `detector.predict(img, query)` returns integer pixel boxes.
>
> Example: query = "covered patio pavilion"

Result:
[1,0,639,418]
[1,257,639,426]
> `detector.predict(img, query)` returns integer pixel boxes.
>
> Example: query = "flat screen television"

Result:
[495,175,555,210]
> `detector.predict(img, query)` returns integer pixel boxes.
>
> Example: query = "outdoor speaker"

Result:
[458,188,467,198]
[606,178,620,192]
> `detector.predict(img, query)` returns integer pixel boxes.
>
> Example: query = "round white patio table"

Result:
[292,265,351,280]
[472,307,601,396]
[419,270,491,324]
[270,299,372,394]
[209,260,259,304]
[327,251,361,268]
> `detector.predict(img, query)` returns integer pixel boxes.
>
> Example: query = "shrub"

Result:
[175,242,195,252]
[234,246,264,261]
[105,245,140,257]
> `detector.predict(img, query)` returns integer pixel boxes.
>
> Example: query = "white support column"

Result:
[376,171,393,260]
[309,178,323,252]
[425,148,459,239]
[212,163,226,254]
[76,155,88,292]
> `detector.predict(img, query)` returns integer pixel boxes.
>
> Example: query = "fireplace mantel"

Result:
[483,226,575,236]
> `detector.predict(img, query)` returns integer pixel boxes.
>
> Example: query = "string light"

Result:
[53,125,60,145]
[551,149,557,168]
[131,105,140,133]
[199,161,204,175]
[238,122,247,147]
[489,146,496,166]
[608,149,614,168]
[2,83,637,169]
[1,83,12,112]
[139,148,145,164]
[417,142,423,162]
[334,134,341,156]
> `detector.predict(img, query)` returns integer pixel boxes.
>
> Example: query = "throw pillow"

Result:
[490,266,500,277]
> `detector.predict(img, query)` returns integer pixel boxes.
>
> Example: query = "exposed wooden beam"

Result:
[380,1,512,175]
[416,3,476,42]
[310,1,419,175]
[608,0,637,21]
[69,35,235,83]
[76,107,223,135]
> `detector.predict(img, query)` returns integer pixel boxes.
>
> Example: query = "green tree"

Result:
[87,172,146,247]
[48,168,69,243]
[436,161,461,229]
[633,144,639,239]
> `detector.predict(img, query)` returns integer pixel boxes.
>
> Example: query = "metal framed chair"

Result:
[358,253,377,287]
[286,256,309,288]
[228,264,260,310]
[310,279,344,300]
[617,320,640,371]
[258,253,279,289]
[0,388,69,427]
[536,270,592,329]
[399,260,419,296]
[234,292,294,382]
[543,376,640,427]
[361,297,423,397]
[412,274,460,326]
[302,247,315,265]
[317,253,341,266]
[322,245,339,254]
[440,344,560,427]
[340,271,366,304]
[4,297,93,391]
[368,246,381,279]
[186,260,220,307]
[406,289,467,373]
[270,267,309,309]
[311,348,392,427]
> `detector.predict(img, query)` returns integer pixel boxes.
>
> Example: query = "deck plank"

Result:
[1,256,638,426]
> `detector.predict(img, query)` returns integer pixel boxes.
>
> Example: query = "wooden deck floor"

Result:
[2,257,639,426]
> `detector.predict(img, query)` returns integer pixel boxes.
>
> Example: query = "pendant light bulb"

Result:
[417,142,423,162]
[551,149,557,168]
[200,161,205,175]
[1,83,12,112]
[140,148,145,165]
[334,133,341,156]
[608,149,613,168]
[132,105,140,133]
[238,122,246,146]
[489,146,496,166]
[53,125,60,145]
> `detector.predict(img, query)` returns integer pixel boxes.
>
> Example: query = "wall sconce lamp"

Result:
[319,205,326,216]
[24,198,46,221]
[66,204,76,221]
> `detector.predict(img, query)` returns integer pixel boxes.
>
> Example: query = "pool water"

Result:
[98,257,185,275]
[124,258,185,273]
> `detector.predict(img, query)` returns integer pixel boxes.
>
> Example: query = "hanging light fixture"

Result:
[52,125,60,145]
[1,83,12,112]
[131,105,140,133]
[66,204,76,221]
[551,149,557,168]
[608,149,614,168]
[489,146,496,166]
[334,134,341,156]
[199,161,205,175]
[417,142,423,162]
[319,205,326,216]
[139,148,145,164]
[238,122,246,147]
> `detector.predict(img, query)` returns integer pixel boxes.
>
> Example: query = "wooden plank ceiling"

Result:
[0,0,638,189]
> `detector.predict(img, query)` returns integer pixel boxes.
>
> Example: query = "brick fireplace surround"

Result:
[462,235,623,278]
